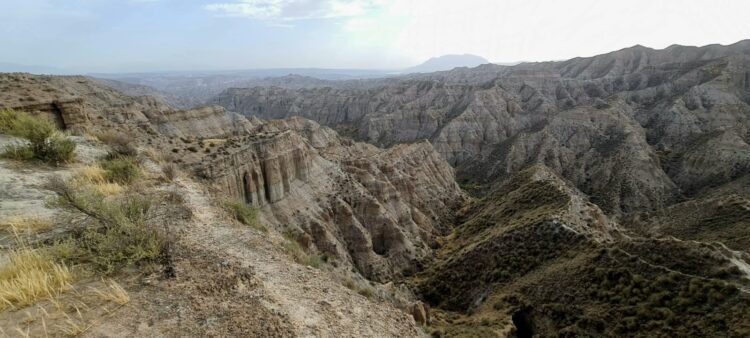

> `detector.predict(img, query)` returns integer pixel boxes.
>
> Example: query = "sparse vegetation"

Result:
[99,157,141,185]
[0,246,73,311]
[281,230,325,269]
[302,254,324,269]
[47,178,166,274]
[92,279,130,305]
[357,287,374,299]
[161,163,178,181]
[70,165,124,196]
[0,109,76,165]
[223,200,263,231]
[0,216,53,234]
[94,131,137,157]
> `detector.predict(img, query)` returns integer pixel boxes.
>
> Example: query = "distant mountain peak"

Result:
[404,54,490,74]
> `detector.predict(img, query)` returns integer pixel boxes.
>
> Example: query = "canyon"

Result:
[212,40,750,215]
[0,40,749,337]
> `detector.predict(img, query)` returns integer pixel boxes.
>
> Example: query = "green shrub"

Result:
[42,133,76,163]
[0,109,76,165]
[1,143,34,160]
[48,178,166,274]
[223,200,263,231]
[303,254,323,269]
[100,157,141,184]
[358,287,374,298]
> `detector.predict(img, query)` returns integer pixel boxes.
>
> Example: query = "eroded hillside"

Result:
[212,40,750,214]
[0,73,463,337]
[2,38,750,338]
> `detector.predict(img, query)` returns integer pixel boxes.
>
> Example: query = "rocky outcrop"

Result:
[211,40,750,214]
[0,98,89,131]
[194,129,312,205]
[144,106,254,139]
[0,73,254,141]
[181,117,465,280]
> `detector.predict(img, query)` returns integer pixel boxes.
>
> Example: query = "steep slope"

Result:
[211,40,750,214]
[413,165,750,337]
[177,116,465,280]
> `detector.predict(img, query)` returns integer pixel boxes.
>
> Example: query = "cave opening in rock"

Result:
[252,170,263,204]
[260,163,271,202]
[243,172,252,204]
[280,158,291,194]
[512,309,534,338]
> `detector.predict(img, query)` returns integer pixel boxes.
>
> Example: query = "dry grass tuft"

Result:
[73,165,106,183]
[142,147,163,164]
[0,216,54,234]
[92,279,129,305]
[0,246,73,311]
[59,311,88,336]
[70,165,124,196]
[161,163,179,182]
[92,131,137,157]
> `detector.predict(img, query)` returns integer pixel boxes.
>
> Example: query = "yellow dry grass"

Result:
[92,279,129,305]
[0,246,72,311]
[142,147,163,163]
[70,165,123,196]
[0,216,53,234]
[202,138,226,145]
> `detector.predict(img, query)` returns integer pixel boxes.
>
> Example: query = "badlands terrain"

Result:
[0,40,749,337]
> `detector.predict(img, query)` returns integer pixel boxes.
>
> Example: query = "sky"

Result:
[1,0,749,73]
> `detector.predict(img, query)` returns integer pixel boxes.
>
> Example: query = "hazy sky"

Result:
[1,0,749,72]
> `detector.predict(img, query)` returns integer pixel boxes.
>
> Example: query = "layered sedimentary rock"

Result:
[212,40,750,214]
[194,129,311,205]
[0,73,467,281]
[0,98,89,131]
[143,105,253,139]
[182,117,465,280]
[0,73,253,140]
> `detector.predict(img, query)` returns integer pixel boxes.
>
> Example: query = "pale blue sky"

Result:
[1,0,749,73]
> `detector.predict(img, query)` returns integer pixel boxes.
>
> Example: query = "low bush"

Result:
[0,109,76,165]
[280,230,326,268]
[162,163,178,182]
[358,287,374,299]
[223,200,263,231]
[94,131,137,157]
[100,157,141,185]
[48,178,166,274]
[302,254,324,269]
[1,143,34,161]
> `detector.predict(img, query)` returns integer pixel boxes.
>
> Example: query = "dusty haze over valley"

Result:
[1,1,749,337]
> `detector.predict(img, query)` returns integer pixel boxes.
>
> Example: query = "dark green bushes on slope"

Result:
[0,109,76,165]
